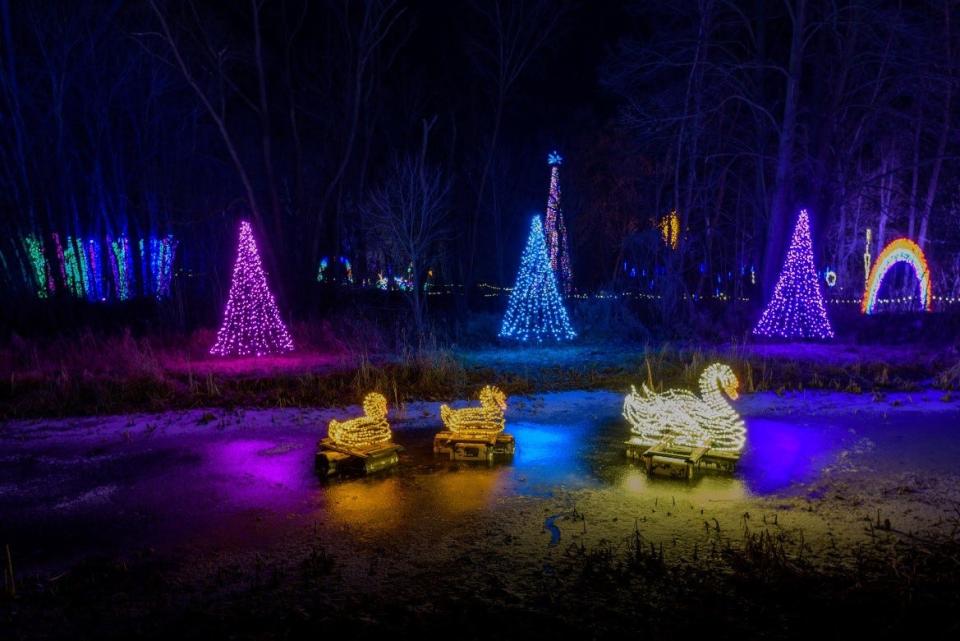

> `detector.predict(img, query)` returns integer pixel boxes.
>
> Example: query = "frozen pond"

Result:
[1,389,959,573]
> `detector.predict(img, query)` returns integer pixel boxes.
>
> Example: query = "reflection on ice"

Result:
[738,417,842,494]
[507,421,601,494]
[204,439,313,508]
[5,389,955,568]
[323,476,404,532]
[615,415,849,497]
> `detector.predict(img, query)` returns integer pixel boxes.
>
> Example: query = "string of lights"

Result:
[659,210,680,250]
[209,220,294,357]
[543,151,572,294]
[16,232,175,301]
[110,236,134,301]
[861,238,932,314]
[23,236,50,299]
[86,239,104,301]
[499,216,576,343]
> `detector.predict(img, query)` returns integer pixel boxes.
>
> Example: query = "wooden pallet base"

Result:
[315,438,402,477]
[625,440,740,479]
[433,431,515,463]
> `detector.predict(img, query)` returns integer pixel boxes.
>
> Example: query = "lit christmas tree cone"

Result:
[210,221,294,357]
[499,215,576,343]
[543,151,573,294]
[753,209,834,340]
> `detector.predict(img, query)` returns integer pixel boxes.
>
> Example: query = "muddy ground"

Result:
[2,389,960,639]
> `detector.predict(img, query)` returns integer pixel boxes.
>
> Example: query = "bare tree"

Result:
[145,0,264,235]
[761,0,806,300]
[311,0,407,269]
[363,118,451,343]
[466,0,562,289]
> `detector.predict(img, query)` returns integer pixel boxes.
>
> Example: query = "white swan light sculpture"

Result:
[623,363,746,452]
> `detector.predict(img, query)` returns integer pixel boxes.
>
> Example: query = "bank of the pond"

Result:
[2,388,959,638]
[1,341,957,419]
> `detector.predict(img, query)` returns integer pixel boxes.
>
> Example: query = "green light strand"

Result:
[23,235,49,298]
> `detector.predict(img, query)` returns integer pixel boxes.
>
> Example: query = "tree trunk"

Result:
[252,0,283,244]
[761,0,805,301]
[919,80,952,250]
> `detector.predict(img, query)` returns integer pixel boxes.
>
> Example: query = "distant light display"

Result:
[328,392,392,449]
[51,233,67,289]
[316,256,354,284]
[752,209,834,339]
[63,237,88,299]
[86,239,104,300]
[18,232,175,301]
[110,236,135,300]
[824,268,837,288]
[394,263,414,291]
[864,228,872,284]
[543,151,572,293]
[499,215,576,343]
[623,363,746,452]
[316,256,329,282]
[659,210,680,250]
[210,220,294,357]
[149,235,178,298]
[861,238,932,314]
[440,385,507,436]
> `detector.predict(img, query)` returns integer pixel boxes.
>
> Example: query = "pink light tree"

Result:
[210,221,294,357]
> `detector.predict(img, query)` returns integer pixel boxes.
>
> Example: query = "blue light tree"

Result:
[499,216,576,342]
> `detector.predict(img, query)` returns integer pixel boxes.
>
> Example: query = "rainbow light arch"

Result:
[861,238,932,314]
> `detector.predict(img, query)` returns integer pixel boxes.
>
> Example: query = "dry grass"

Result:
[8,506,957,639]
[0,325,957,419]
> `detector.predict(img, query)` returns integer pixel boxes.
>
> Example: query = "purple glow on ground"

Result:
[163,353,350,376]
[204,439,314,507]
[738,417,840,494]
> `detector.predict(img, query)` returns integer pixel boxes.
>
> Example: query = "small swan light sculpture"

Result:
[328,392,392,450]
[623,363,746,452]
[440,385,507,436]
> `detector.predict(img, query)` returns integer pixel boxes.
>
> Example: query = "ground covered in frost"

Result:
[2,388,960,638]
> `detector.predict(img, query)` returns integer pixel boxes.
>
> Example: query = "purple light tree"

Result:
[753,209,834,339]
[543,151,572,294]
[210,221,294,357]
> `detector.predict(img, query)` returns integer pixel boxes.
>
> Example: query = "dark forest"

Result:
[3,1,959,335]
[2,2,960,640]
